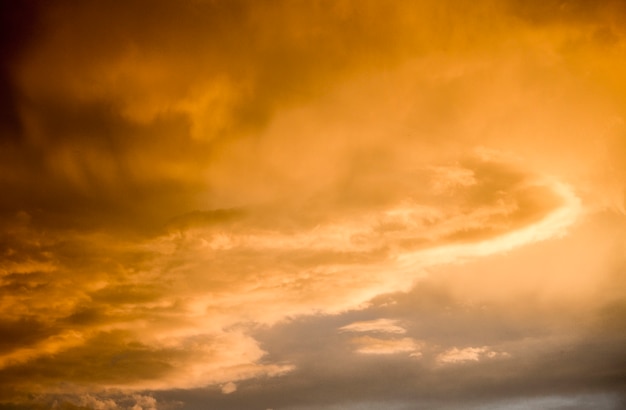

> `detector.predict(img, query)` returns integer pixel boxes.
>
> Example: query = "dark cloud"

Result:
[0,0,44,141]
[0,317,56,355]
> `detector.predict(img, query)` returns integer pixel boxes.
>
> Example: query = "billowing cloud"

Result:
[1,0,626,409]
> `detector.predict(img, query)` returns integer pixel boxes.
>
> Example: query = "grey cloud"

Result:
[221,216,626,410]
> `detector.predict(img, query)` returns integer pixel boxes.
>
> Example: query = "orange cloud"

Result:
[350,336,422,356]
[436,346,509,365]
[1,1,626,408]
[339,319,407,334]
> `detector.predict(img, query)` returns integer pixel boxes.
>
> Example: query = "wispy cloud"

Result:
[350,336,422,356]
[436,346,509,365]
[339,319,407,334]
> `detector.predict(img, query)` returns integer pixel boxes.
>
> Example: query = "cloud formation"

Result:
[339,319,407,334]
[436,346,508,364]
[1,0,626,409]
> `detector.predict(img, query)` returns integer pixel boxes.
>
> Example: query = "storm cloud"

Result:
[1,0,625,409]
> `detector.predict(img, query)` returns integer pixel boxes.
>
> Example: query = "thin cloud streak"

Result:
[339,319,407,334]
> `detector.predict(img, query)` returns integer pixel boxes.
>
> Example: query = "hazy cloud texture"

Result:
[1,0,625,409]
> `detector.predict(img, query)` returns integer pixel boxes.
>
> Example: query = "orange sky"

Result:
[1,1,625,409]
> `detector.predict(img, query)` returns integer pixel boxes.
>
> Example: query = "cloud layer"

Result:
[1,0,625,409]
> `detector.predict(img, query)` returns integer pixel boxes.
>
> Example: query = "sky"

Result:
[1,0,626,409]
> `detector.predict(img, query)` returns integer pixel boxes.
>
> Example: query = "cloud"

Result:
[436,346,508,365]
[78,395,119,410]
[350,336,421,356]
[1,0,626,408]
[1,392,177,410]
[0,148,586,401]
[220,382,237,395]
[339,319,406,334]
